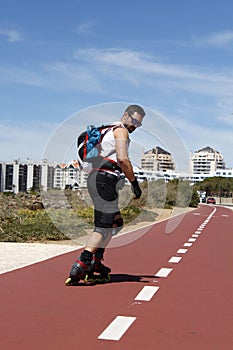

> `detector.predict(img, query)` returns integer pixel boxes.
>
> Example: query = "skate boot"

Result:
[65,250,93,286]
[87,248,111,283]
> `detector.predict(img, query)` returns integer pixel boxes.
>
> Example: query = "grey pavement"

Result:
[0,242,83,275]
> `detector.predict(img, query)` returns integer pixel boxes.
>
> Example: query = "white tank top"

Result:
[100,122,129,163]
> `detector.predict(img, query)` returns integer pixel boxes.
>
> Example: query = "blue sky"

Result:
[1,0,233,168]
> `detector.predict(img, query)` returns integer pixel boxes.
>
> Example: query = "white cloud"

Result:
[0,121,58,162]
[216,114,233,127]
[194,30,233,48]
[75,48,233,83]
[0,66,45,86]
[1,47,233,102]
[0,29,23,42]
[75,20,95,35]
[172,116,233,167]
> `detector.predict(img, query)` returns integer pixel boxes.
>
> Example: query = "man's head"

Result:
[121,104,146,133]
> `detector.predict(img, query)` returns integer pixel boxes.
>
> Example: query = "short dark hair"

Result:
[125,104,146,118]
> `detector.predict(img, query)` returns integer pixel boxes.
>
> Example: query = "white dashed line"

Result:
[155,267,173,278]
[99,207,217,342]
[168,256,182,263]
[98,316,136,341]
[183,243,192,247]
[177,248,188,254]
[134,286,160,301]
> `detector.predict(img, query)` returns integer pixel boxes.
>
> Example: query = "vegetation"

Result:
[0,177,206,242]
[0,209,67,242]
[194,177,233,198]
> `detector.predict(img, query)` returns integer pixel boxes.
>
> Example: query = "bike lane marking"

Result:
[169,256,182,263]
[134,286,160,301]
[98,316,137,341]
[177,248,188,254]
[154,267,173,278]
[98,207,217,342]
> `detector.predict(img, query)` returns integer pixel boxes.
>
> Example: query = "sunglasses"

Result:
[128,113,142,127]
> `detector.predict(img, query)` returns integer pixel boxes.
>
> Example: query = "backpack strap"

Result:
[95,123,124,172]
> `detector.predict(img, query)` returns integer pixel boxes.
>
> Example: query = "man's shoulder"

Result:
[112,121,124,127]
[113,123,128,138]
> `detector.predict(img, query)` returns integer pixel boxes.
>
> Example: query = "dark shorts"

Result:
[87,171,123,232]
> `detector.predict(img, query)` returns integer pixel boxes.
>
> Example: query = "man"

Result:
[66,104,145,285]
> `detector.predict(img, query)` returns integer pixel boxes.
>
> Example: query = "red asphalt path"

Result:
[0,205,232,350]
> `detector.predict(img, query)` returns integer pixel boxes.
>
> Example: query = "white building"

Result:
[54,161,88,189]
[0,159,54,193]
[215,168,233,177]
[140,146,175,172]
[0,159,87,194]
[191,146,225,174]
[0,145,232,193]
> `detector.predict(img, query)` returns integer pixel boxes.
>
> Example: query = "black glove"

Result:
[130,178,142,199]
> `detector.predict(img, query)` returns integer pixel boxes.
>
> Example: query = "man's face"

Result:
[124,112,143,133]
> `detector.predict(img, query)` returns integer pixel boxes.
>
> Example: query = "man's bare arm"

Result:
[114,127,135,182]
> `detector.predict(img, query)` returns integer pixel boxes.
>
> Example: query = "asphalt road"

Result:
[0,205,232,350]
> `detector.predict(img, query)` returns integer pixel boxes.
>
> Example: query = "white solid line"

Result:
[98,316,136,341]
[188,238,196,242]
[183,243,192,247]
[135,286,159,301]
[155,267,173,278]
[177,248,188,254]
[169,256,182,263]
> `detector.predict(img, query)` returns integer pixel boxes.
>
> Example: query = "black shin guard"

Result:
[95,248,105,260]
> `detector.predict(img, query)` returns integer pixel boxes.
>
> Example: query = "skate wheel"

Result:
[93,273,111,284]
[98,274,111,283]
[65,277,80,286]
[84,274,89,283]
[84,274,95,284]
[65,277,72,286]
[105,274,111,282]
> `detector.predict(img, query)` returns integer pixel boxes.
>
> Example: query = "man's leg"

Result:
[85,230,112,252]
[67,173,120,284]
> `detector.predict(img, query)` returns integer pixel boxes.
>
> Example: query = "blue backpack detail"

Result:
[77,124,113,166]
[85,125,101,159]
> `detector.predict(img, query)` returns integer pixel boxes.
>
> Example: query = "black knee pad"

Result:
[111,214,123,236]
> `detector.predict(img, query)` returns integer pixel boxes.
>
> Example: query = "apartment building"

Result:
[54,161,88,189]
[0,159,88,194]
[0,145,231,193]
[0,159,54,193]
[140,146,175,172]
[191,146,225,174]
